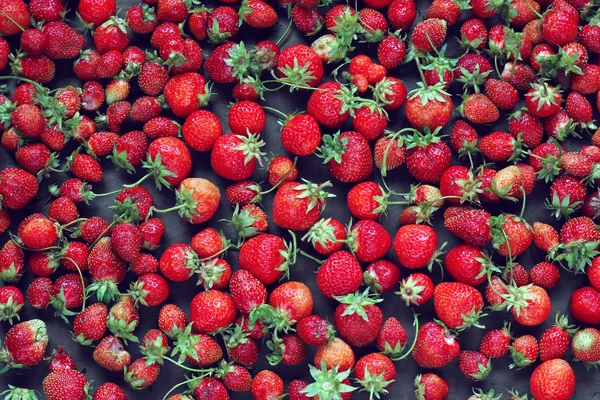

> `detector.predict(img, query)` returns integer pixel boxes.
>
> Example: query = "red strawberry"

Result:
[315,251,363,299]
[93,335,131,372]
[27,277,55,309]
[72,302,108,345]
[314,337,355,371]
[542,8,579,46]
[43,21,85,59]
[570,286,600,325]
[163,72,210,118]
[78,0,116,27]
[182,110,222,152]
[387,0,416,30]
[317,131,373,182]
[397,272,434,306]
[334,289,383,347]
[539,313,575,362]
[354,353,396,398]
[280,113,322,156]
[412,321,460,368]
[530,359,575,400]
[239,234,295,284]
[414,373,449,400]
[29,0,64,22]
[297,315,335,346]
[479,323,512,358]
[93,383,127,400]
[459,351,491,381]
[405,84,452,131]
[240,0,277,28]
[190,289,236,333]
[0,285,24,324]
[4,319,48,367]
[0,0,30,35]
[411,18,447,52]
[434,282,484,330]
[43,368,90,400]
[124,358,160,389]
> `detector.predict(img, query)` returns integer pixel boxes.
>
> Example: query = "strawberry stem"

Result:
[276,18,293,46]
[299,250,324,264]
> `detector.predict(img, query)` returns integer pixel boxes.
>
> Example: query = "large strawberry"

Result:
[412,321,460,368]
[276,44,324,89]
[315,251,363,298]
[272,181,333,231]
[434,282,485,330]
[43,368,90,400]
[405,83,453,131]
[334,289,383,347]
[163,72,211,118]
[530,359,575,400]
[317,131,373,182]
[238,233,297,284]
[1,319,48,368]
[190,289,236,333]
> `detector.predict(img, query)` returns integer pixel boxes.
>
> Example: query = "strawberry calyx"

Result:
[508,343,536,368]
[196,258,228,289]
[333,84,374,118]
[396,275,427,306]
[271,59,317,91]
[502,283,536,317]
[553,312,578,337]
[232,133,267,167]
[355,365,395,399]
[545,192,583,220]
[301,362,357,399]
[277,230,298,280]
[551,238,600,274]
[455,169,483,204]
[220,203,262,243]
[455,64,491,94]
[107,316,139,344]
[531,151,563,183]
[404,126,443,149]
[265,334,286,365]
[171,323,201,363]
[470,388,502,400]
[0,99,15,129]
[208,17,232,44]
[49,287,78,324]
[333,288,383,321]
[407,82,450,105]
[316,132,349,164]
[525,81,561,112]
[127,279,151,307]
[507,389,528,400]
[140,330,170,365]
[129,152,177,190]
[109,146,136,174]
[301,217,339,249]
[224,42,260,83]
[420,46,456,78]
[0,294,23,324]
[0,386,38,399]
[86,279,122,304]
[465,355,492,380]
[292,179,335,214]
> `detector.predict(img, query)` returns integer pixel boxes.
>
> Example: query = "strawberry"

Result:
[506,284,552,326]
[414,373,449,400]
[377,35,405,70]
[70,153,103,183]
[72,302,108,345]
[556,216,600,273]
[510,334,538,368]
[240,0,277,28]
[210,133,264,181]
[228,100,266,136]
[191,227,227,259]
[479,131,524,162]
[589,256,600,290]
[144,116,179,140]
[15,142,54,176]
[21,28,48,57]
[0,0,30,35]
[359,8,388,42]
[222,364,252,392]
[87,237,127,302]
[426,0,465,25]
[405,83,452,131]
[180,111,221,152]
[131,253,159,275]
[11,54,55,84]
[508,109,543,148]
[159,243,198,282]
[43,22,85,59]
[126,4,158,34]
[229,269,267,314]
[239,233,296,284]
[107,295,140,343]
[307,82,354,129]
[334,289,383,347]
[364,259,400,294]
[267,156,298,187]
[313,337,355,372]
[303,218,346,255]
[542,9,578,46]
[387,0,416,30]
[157,303,187,338]
[479,323,512,358]
[27,277,55,309]
[50,273,85,321]
[124,358,160,389]
[3,319,48,367]
[445,244,489,286]
[93,335,132,372]
[43,369,90,400]
[525,82,562,118]
[17,214,58,250]
[395,223,440,270]
[129,272,169,307]
[163,72,210,118]
[29,0,64,22]
[434,282,484,330]
[78,0,116,27]
[80,217,112,243]
[397,272,434,306]
[459,351,492,381]
[411,19,447,52]
[223,324,259,367]
[276,44,324,89]
[354,353,396,397]
[73,50,100,81]
[279,113,320,156]
[48,345,77,372]
[93,383,127,400]
[317,131,373,182]
[459,18,488,51]
[297,315,335,346]
[190,289,236,333]
[572,328,600,363]
[207,6,239,43]
[251,370,284,400]
[412,321,460,368]
[570,286,600,325]
[138,62,168,96]
[10,103,44,138]
[346,220,391,263]
[272,181,332,231]
[351,105,388,140]
[501,61,535,91]
[459,94,499,124]
[530,359,575,400]
[0,285,23,324]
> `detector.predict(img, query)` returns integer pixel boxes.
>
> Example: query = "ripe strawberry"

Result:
[297,315,335,346]
[0,285,23,324]
[239,233,296,284]
[529,261,560,289]
[4,319,48,367]
[501,61,535,91]
[317,131,373,182]
[93,335,131,372]
[507,284,551,326]
[445,244,489,286]
[0,0,30,35]
[240,0,277,28]
[411,18,447,52]
[124,358,160,389]
[72,302,108,345]
[542,8,578,46]
[93,383,127,400]
[414,373,449,400]
[279,114,321,156]
[11,54,55,84]
[10,103,44,138]
[530,359,575,400]
[459,18,488,50]
[334,289,383,347]
[346,220,391,263]
[50,273,85,320]
[479,131,524,162]
[43,368,90,400]
[434,282,484,330]
[525,82,562,118]
[405,83,452,131]
[27,277,55,309]
[570,286,600,325]
[78,0,116,27]
[363,259,400,294]
[480,323,512,358]
[412,321,460,368]
[190,289,236,333]
[181,110,221,152]
[508,109,543,148]
[460,94,499,124]
[129,272,169,307]
[397,272,434,306]
[276,44,323,89]
[459,351,492,381]
[48,345,77,372]
[29,0,64,22]
[127,4,158,34]
[251,370,284,400]
[43,22,85,60]
[510,334,538,368]
[354,353,395,397]
[21,28,48,57]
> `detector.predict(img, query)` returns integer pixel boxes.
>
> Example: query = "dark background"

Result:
[1,0,600,398]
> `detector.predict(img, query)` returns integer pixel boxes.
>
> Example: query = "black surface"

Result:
[1,0,600,399]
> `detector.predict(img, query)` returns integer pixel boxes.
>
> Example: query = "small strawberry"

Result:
[459,351,492,381]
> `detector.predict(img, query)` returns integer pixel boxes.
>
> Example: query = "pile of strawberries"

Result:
[0,0,599,398]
